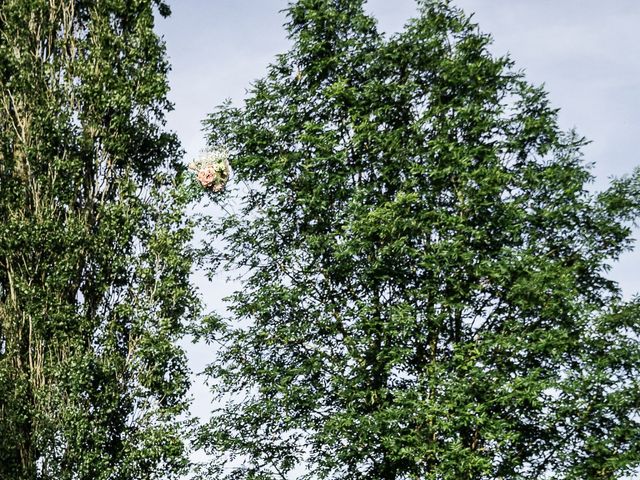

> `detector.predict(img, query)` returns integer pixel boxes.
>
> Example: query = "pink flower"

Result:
[197,166,218,188]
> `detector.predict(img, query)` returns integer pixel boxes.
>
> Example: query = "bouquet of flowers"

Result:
[188,148,231,192]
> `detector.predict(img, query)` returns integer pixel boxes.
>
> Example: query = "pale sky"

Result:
[155,0,640,471]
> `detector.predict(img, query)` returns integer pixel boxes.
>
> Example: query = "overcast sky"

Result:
[155,0,640,469]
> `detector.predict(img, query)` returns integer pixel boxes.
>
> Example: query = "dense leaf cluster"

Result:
[0,1,196,479]
[199,1,640,479]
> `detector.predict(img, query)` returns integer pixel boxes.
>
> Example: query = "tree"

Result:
[0,1,197,479]
[199,0,640,478]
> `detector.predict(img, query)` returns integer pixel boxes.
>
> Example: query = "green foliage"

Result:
[0,1,198,479]
[198,0,640,479]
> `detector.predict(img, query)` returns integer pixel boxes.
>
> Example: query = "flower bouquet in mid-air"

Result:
[188,148,231,192]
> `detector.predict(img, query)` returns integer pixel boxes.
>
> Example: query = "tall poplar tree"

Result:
[0,1,197,479]
[199,0,640,479]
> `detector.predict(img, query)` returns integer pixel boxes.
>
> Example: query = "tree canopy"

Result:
[0,1,197,478]
[198,0,640,479]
